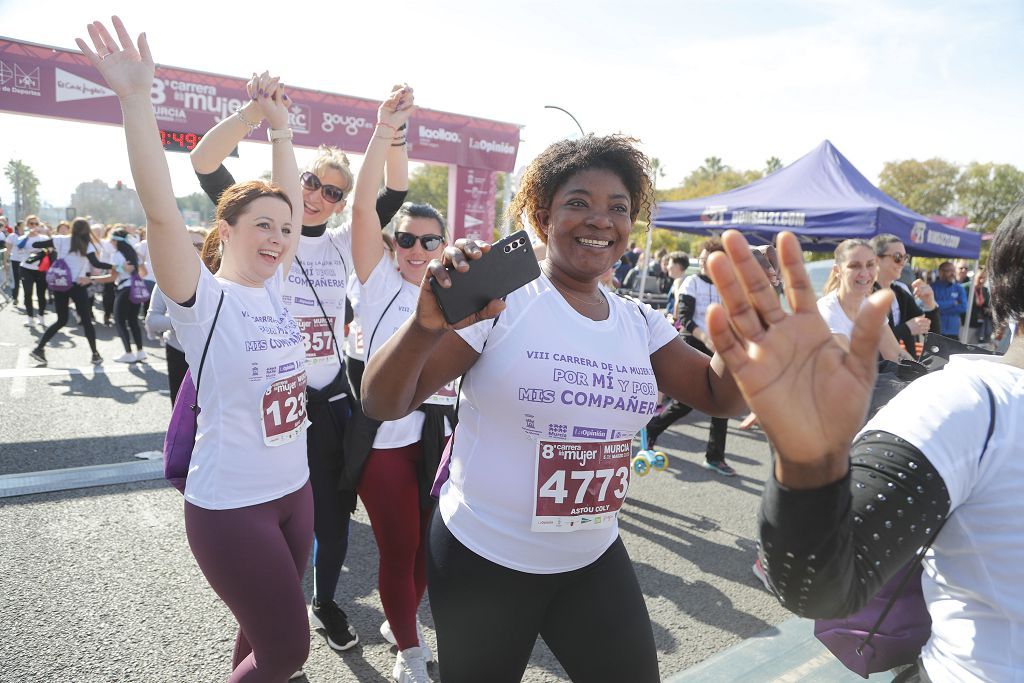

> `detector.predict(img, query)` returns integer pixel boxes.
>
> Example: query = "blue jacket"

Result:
[932,280,967,336]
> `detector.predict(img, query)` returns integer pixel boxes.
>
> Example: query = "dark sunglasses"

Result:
[300,172,346,204]
[883,252,908,264]
[394,231,444,251]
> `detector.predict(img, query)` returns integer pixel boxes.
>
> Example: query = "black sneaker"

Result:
[704,459,736,477]
[91,351,103,365]
[29,348,46,366]
[309,600,359,651]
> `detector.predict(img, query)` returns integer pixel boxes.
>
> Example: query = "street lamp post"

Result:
[544,105,585,137]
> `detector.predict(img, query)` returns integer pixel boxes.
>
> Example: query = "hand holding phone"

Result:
[428,230,540,326]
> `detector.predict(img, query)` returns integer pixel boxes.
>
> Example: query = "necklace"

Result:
[551,280,606,307]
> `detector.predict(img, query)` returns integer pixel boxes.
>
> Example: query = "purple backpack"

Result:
[129,273,151,304]
[162,292,224,493]
[45,258,74,292]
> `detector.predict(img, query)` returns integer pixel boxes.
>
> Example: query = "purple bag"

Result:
[430,431,455,498]
[163,370,198,493]
[161,291,224,494]
[814,563,930,678]
[45,258,74,292]
[129,273,150,304]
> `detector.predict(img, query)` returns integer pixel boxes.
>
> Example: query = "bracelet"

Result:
[391,139,407,147]
[233,106,260,133]
[375,122,397,132]
[267,127,294,143]
[374,133,392,140]
[397,123,407,132]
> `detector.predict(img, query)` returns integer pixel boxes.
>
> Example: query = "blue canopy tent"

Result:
[653,140,981,259]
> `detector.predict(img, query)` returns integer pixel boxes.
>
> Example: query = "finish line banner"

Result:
[0,36,520,174]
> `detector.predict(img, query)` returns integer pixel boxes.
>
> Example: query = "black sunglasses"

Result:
[300,172,346,204]
[394,231,444,251]
[883,252,908,264]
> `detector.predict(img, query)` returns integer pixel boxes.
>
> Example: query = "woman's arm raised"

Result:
[190,73,266,175]
[258,82,303,275]
[76,17,197,304]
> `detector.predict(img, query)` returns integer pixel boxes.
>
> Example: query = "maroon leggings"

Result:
[185,482,313,682]
[358,443,431,650]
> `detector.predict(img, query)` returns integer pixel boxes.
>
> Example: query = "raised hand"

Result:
[377,84,416,130]
[417,239,505,332]
[251,72,290,130]
[75,16,153,100]
[704,230,893,488]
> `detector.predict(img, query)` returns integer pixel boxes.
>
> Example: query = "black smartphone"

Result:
[429,230,541,325]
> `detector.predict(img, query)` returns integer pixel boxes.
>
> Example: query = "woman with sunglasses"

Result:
[79,17,313,680]
[870,234,938,359]
[349,85,453,683]
[360,134,747,683]
[190,78,409,654]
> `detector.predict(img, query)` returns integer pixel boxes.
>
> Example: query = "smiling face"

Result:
[220,196,295,284]
[835,245,877,297]
[877,240,907,284]
[394,216,446,285]
[535,168,632,283]
[301,166,350,226]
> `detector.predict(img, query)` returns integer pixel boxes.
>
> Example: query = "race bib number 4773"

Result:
[531,438,632,533]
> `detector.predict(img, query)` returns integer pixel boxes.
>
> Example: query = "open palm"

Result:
[705,231,892,479]
[75,17,154,100]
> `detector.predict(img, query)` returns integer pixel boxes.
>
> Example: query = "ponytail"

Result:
[201,225,222,272]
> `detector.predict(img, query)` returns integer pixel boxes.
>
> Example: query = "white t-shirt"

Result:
[861,355,1024,683]
[51,235,96,281]
[279,226,353,390]
[6,232,28,261]
[134,241,156,283]
[16,234,51,272]
[110,251,137,290]
[680,273,720,334]
[344,271,365,361]
[443,275,678,573]
[352,254,452,448]
[817,291,857,339]
[167,265,309,510]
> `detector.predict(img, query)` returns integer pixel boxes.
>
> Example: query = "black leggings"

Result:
[114,287,143,353]
[21,267,47,317]
[102,282,116,322]
[306,395,356,605]
[166,345,189,405]
[427,512,659,683]
[9,259,21,299]
[38,285,98,353]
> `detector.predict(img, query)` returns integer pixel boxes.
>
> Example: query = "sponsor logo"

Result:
[288,104,310,134]
[925,229,960,249]
[609,430,633,440]
[518,388,555,403]
[572,426,608,440]
[0,61,40,96]
[418,125,461,146]
[909,222,926,244]
[152,78,246,121]
[294,296,314,307]
[322,112,373,136]
[250,363,262,382]
[278,362,296,373]
[548,423,568,439]
[522,414,540,436]
[468,137,516,155]
[55,68,115,102]
[700,205,728,226]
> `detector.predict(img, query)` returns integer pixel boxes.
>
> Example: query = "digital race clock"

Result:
[159,130,238,157]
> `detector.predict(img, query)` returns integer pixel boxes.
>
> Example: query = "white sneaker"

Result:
[135,350,147,363]
[392,647,430,683]
[114,351,136,363]
[381,620,433,662]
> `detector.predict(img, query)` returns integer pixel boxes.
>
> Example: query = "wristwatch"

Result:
[267,127,294,143]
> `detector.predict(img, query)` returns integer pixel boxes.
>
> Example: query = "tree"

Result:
[4,159,40,219]
[176,192,216,223]
[878,158,959,216]
[955,162,1024,233]
[765,157,783,174]
[406,164,449,216]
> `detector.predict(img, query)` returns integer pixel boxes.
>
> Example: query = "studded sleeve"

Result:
[757,431,950,619]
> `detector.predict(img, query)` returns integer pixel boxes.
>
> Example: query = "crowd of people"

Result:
[0,15,1018,683]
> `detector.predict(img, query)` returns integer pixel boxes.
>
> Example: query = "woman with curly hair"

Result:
[361,134,746,682]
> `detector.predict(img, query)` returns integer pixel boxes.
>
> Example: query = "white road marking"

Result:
[10,347,30,397]
[0,363,167,380]
[133,451,163,460]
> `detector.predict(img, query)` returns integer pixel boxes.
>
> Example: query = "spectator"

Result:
[932,261,968,338]
[966,267,993,347]
[870,234,939,358]
[664,251,690,323]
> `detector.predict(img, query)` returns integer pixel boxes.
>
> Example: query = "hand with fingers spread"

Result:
[75,16,153,100]
[416,239,506,332]
[704,230,893,488]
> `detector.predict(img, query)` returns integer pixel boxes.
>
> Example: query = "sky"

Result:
[1,0,1023,211]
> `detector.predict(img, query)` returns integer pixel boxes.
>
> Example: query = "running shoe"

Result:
[29,347,46,366]
[114,351,136,363]
[309,600,359,651]
[704,460,736,477]
[24,316,35,327]
[91,351,103,365]
[752,557,773,592]
[135,350,148,363]
[288,670,306,681]
[381,619,433,662]
[393,646,430,683]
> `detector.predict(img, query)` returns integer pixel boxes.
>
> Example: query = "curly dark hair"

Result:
[988,201,1024,325]
[507,134,654,244]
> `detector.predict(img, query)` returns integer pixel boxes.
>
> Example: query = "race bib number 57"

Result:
[261,371,308,447]
[532,438,631,533]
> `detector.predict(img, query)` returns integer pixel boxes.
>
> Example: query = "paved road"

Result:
[0,290,795,681]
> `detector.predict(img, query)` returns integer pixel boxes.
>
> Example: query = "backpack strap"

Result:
[191,291,225,415]
[294,255,345,367]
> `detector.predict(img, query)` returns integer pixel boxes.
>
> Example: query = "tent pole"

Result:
[959,260,978,344]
